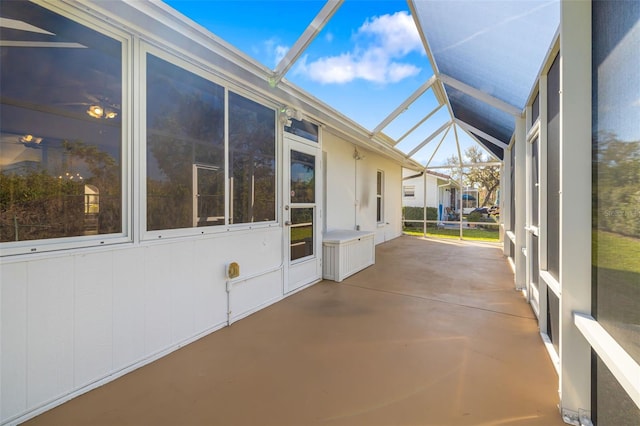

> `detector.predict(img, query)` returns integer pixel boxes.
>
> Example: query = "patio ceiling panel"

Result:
[446,84,514,146]
[470,133,504,161]
[411,0,560,162]
[412,0,559,108]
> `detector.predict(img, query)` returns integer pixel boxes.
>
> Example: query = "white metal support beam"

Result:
[574,313,640,410]
[514,117,527,291]
[453,123,463,168]
[394,104,444,146]
[501,154,510,256]
[406,121,451,158]
[424,125,451,168]
[439,73,522,117]
[372,75,438,135]
[454,119,509,150]
[270,0,344,87]
[426,162,502,170]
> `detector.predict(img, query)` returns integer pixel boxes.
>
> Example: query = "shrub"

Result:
[403,206,438,228]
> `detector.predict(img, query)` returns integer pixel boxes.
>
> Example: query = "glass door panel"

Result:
[290,207,314,261]
[290,150,315,203]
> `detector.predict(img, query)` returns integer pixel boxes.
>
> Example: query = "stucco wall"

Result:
[323,132,402,245]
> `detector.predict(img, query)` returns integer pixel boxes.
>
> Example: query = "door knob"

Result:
[285,221,292,226]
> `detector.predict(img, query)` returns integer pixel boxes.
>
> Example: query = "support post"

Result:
[558,0,592,420]
[514,117,527,291]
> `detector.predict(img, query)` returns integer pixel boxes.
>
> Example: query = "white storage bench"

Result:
[322,230,375,282]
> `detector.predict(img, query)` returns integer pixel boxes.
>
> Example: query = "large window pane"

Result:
[592,1,640,424]
[146,54,224,231]
[532,136,539,227]
[0,2,122,243]
[229,92,275,224]
[546,54,560,280]
[594,355,640,424]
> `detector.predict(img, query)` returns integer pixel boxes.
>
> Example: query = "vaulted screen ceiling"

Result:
[165,0,560,166]
[411,0,560,156]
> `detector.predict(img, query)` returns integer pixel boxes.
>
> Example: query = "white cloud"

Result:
[298,53,357,84]
[262,38,289,67]
[274,44,289,65]
[294,11,423,85]
[358,10,423,57]
[388,63,422,83]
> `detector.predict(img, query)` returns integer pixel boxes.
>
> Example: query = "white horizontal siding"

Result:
[1,227,282,424]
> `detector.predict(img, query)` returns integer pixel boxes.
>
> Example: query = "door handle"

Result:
[285,221,292,226]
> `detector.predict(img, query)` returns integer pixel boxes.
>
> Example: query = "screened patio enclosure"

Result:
[1,1,639,425]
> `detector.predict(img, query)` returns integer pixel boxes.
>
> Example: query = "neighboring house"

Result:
[402,169,458,220]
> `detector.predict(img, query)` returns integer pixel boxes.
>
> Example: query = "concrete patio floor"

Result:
[25,235,563,426]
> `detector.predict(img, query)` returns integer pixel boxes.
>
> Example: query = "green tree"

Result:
[446,146,500,207]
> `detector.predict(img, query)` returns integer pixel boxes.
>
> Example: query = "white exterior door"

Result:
[284,135,322,293]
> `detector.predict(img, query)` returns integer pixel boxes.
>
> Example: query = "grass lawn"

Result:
[291,226,313,242]
[403,226,500,242]
[594,230,640,274]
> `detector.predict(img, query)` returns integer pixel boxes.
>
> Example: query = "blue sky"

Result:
[164,0,492,166]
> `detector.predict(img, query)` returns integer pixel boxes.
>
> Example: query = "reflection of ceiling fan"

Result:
[19,134,42,145]
[56,94,120,120]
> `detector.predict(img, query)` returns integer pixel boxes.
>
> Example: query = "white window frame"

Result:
[0,1,132,257]
[140,43,280,241]
[377,170,384,224]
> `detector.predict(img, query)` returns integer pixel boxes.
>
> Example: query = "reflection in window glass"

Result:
[146,54,224,231]
[592,2,640,424]
[285,119,318,142]
[290,208,313,261]
[229,92,275,224]
[290,151,315,203]
[0,2,122,243]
